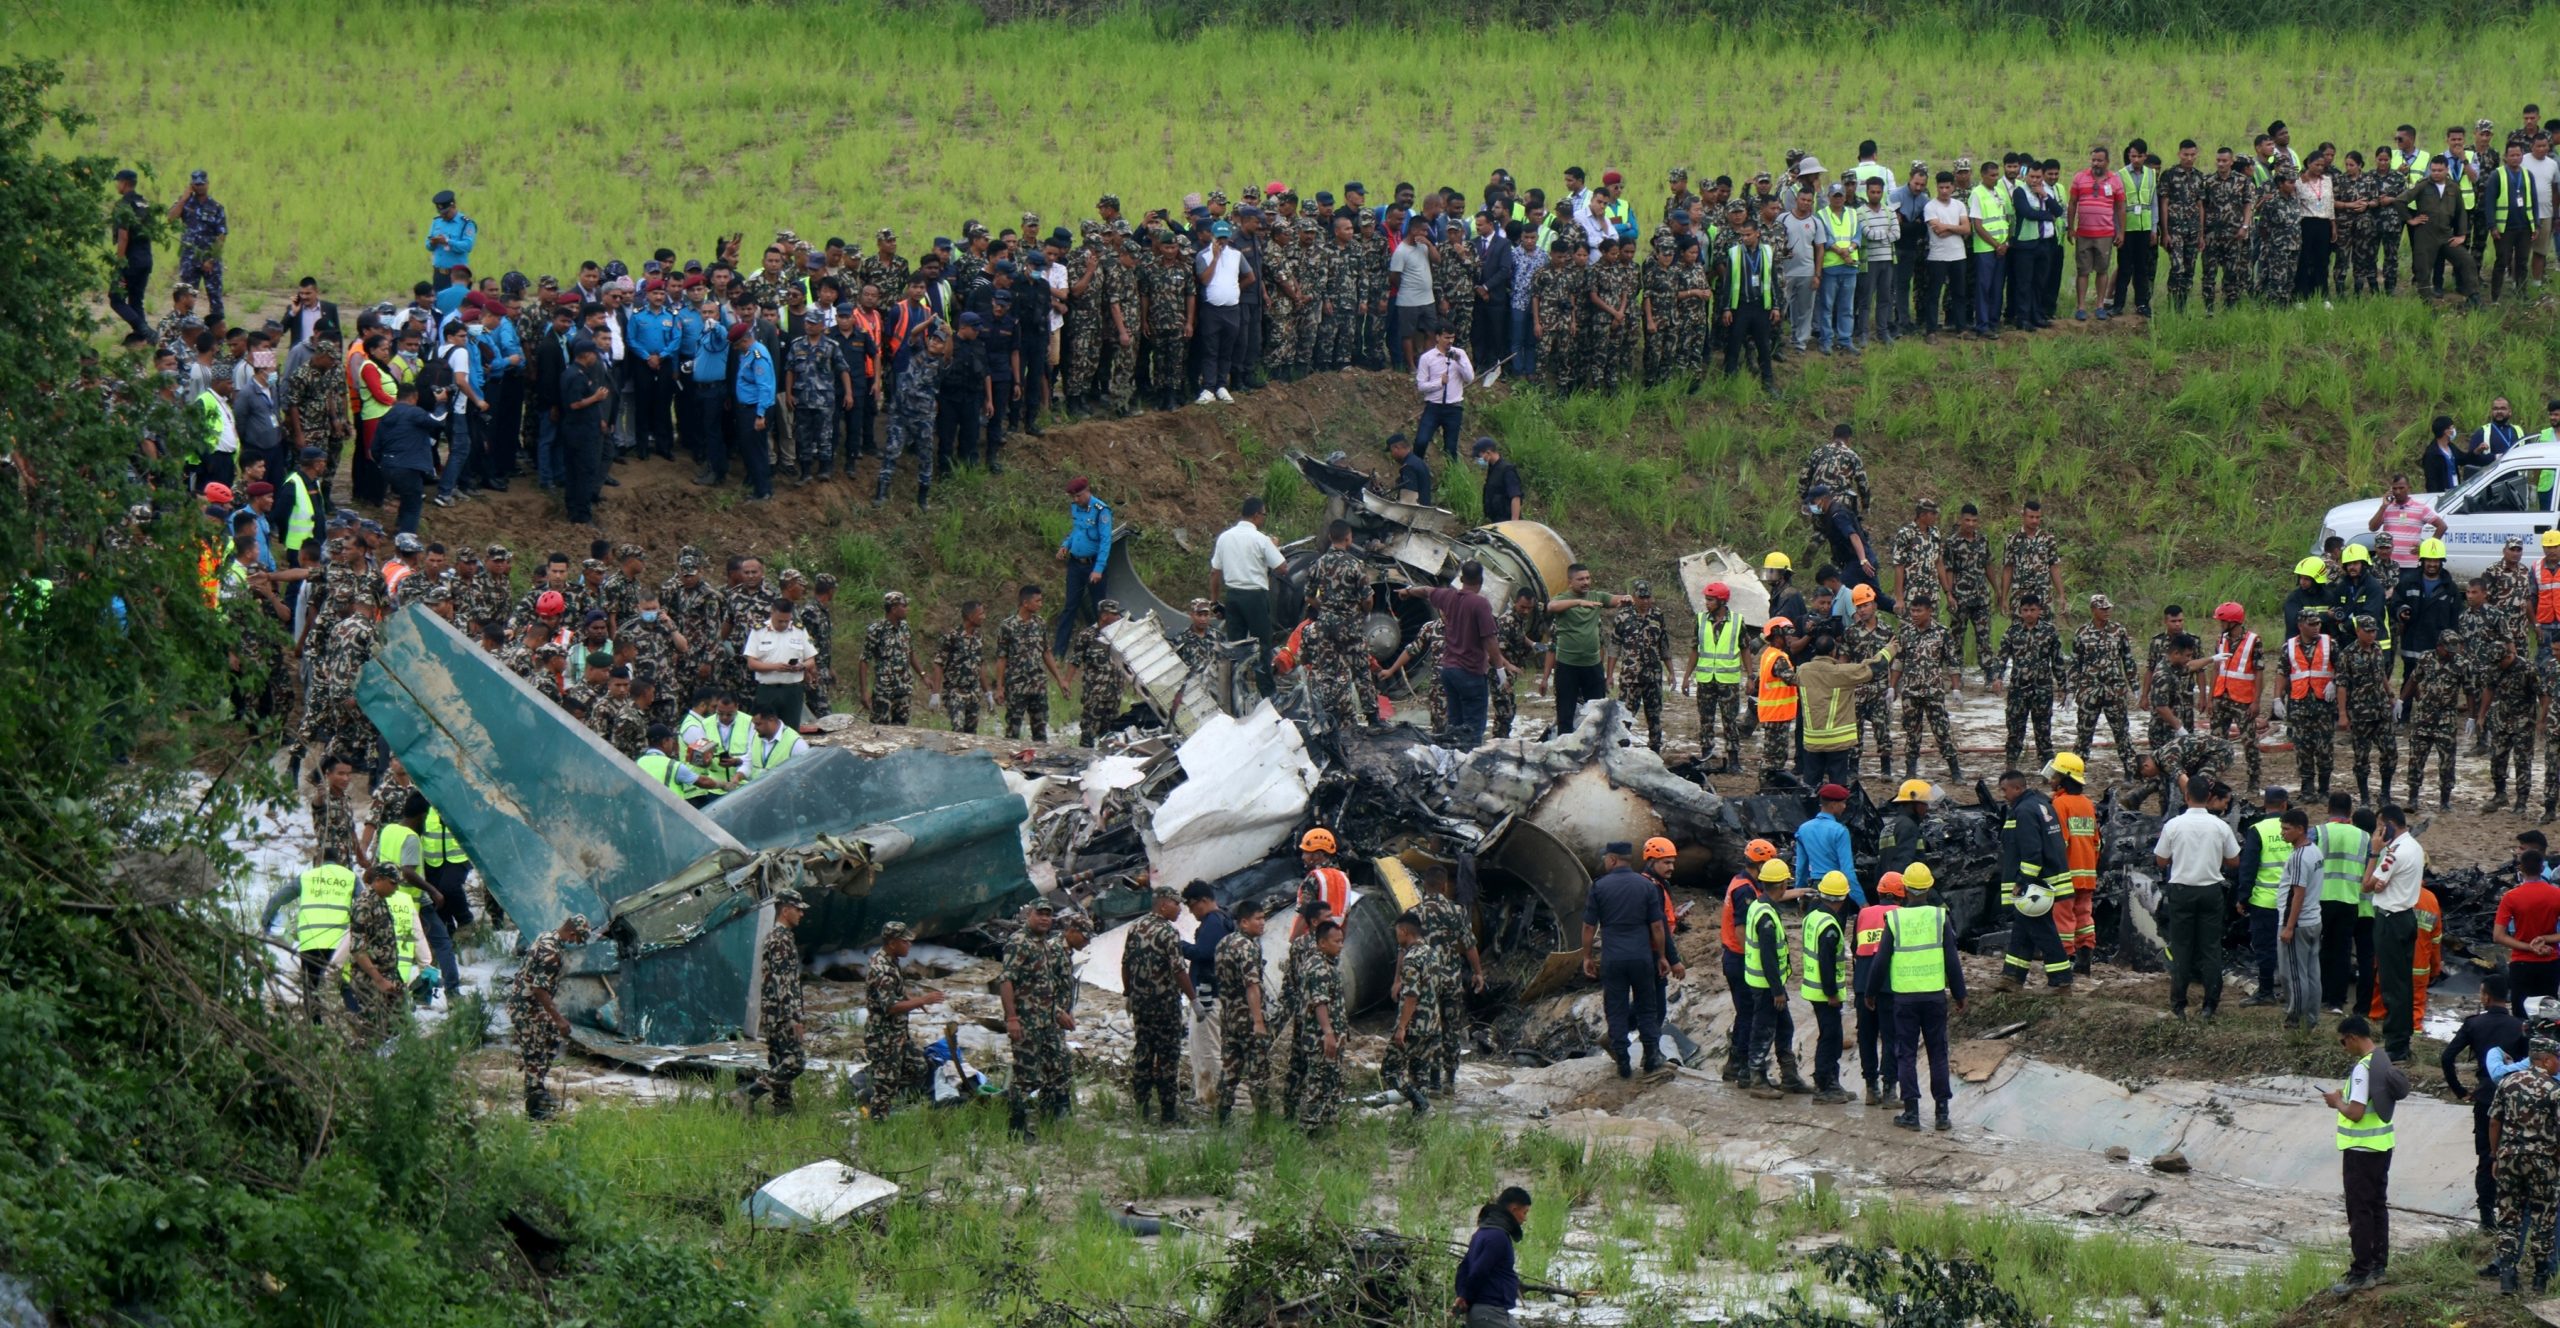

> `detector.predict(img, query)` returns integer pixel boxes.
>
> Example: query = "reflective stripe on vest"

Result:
[1817,208,1859,268]
[1693,613,1742,685]
[386,888,421,983]
[2211,630,2259,704]
[1725,243,1775,309]
[358,359,395,422]
[2249,817,2287,910]
[2122,167,2156,232]
[1800,910,1844,1002]
[2316,821,2372,914]
[2286,635,2335,702]
[293,864,358,952]
[1853,902,1897,958]
[1742,898,1792,990]
[2494,167,2537,231]
[422,807,466,867]
[1308,867,1351,920]
[1803,676,1859,748]
[2335,1054,2397,1151]
[1968,184,2012,252]
[2536,562,2560,625]
[638,749,711,799]
[284,471,318,554]
[375,823,418,884]
[1756,647,1798,722]
[1997,814,2047,907]
[745,728,800,779]
[1887,905,1948,995]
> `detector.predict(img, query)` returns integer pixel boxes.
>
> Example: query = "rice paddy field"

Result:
[17,0,2560,298]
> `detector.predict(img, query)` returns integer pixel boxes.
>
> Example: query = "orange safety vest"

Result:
[1853,902,1899,957]
[2051,790,2100,894]
[1305,866,1350,919]
[844,307,882,378]
[2286,634,2335,702]
[1720,876,1757,955]
[2211,629,2260,705]
[2537,562,2560,625]
[198,542,221,609]
[1756,647,1799,722]
[382,561,414,601]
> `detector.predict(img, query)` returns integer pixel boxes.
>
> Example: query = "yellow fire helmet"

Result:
[1762,551,1794,571]
[2542,530,2560,549]
[2341,544,2373,565]
[1757,858,1794,884]
[2417,538,2448,560]
[1902,863,1936,892]
[2291,556,2327,582]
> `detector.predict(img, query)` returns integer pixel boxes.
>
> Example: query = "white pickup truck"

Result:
[2317,442,2560,577]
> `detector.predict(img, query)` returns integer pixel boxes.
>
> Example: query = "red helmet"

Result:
[536,590,567,617]
[2213,601,2245,623]
[1703,581,1731,602]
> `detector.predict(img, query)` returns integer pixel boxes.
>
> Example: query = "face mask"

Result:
[640,609,659,622]
[1474,457,1488,469]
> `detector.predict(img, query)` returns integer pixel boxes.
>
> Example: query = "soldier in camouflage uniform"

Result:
[1386,617,1445,730]
[739,887,809,1113]
[1258,221,1301,382]
[1310,216,1357,372]
[2133,722,2238,813]
[1894,601,1966,777]
[301,597,380,763]
[858,229,913,329]
[172,172,229,319]
[2157,143,2208,313]
[2483,638,2542,813]
[1530,241,1582,395]
[596,543,649,629]
[342,866,409,1045]
[1495,590,1538,741]
[2254,166,2305,302]
[1289,217,1326,377]
[864,922,942,1115]
[285,341,351,492]
[880,323,947,508]
[2070,596,2139,779]
[1294,919,1348,1132]
[1100,222,1144,414]
[999,899,1071,1136]
[1435,227,1476,368]
[2333,154,2385,296]
[933,600,987,734]
[1413,865,1479,1093]
[2277,613,2344,799]
[2485,541,2536,641]
[2144,611,2203,748]
[311,761,360,867]
[1140,232,1194,412]
[1381,913,1441,1112]
[861,590,917,726]
[590,667,649,758]
[1352,211,1391,369]
[1067,599,1129,746]
[2491,1038,2560,1291]
[800,575,839,719]
[1607,582,1673,751]
[1277,909,1325,1117]
[2201,150,2256,311]
[1122,887,1193,1123]
[1944,506,1997,680]
[2207,611,2267,790]
[1214,899,1273,1121]
[1641,235,1684,385]
[2000,506,2062,621]
[783,321,847,482]
[1304,528,1381,731]
[2406,632,2468,811]
[1060,222,1108,409]
[720,563,779,698]
[1841,588,1897,776]
[1585,238,1638,391]
[1172,597,1222,678]
[509,913,589,1119]
[2368,149,2412,296]
[2339,616,2399,803]
[997,586,1059,741]
[1994,595,2066,769]
[1887,500,1946,605]
[1798,429,1873,518]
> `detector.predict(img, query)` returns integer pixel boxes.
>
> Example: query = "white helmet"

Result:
[2012,884,2055,919]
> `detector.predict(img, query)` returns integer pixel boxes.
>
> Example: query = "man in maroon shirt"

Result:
[1401,560,1510,747]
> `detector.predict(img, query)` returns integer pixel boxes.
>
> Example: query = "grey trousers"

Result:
[1465,1305,1518,1328]
[1783,274,1817,348]
[2277,915,2324,1026]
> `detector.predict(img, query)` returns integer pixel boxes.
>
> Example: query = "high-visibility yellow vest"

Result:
[385,888,421,983]
[375,823,419,894]
[1741,898,1792,990]
[422,807,466,868]
[2334,1054,2396,1152]
[2249,817,2287,910]
[1800,910,1844,1003]
[2492,167,2538,231]
[293,864,358,952]
[639,749,714,800]
[1968,184,2012,253]
[1693,613,1742,685]
[1724,243,1776,310]
[357,358,396,423]
[1888,906,1948,995]
[2121,166,2156,233]
[744,727,800,780]
[283,470,319,555]
[1817,207,1860,269]
[2316,821,2372,917]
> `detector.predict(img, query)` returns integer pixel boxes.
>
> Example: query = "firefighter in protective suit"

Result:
[1995,767,2073,991]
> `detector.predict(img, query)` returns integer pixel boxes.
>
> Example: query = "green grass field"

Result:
[20,0,2560,298]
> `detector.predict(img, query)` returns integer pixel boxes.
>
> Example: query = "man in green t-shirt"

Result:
[1541,562,1632,736]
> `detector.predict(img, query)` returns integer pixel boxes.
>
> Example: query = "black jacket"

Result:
[2390,566,2464,653]
[284,300,342,347]
[1996,788,2068,895]
[1476,233,1516,306]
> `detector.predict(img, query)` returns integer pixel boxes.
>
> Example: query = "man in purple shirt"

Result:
[1453,1186,1531,1326]
[1401,559,1510,746]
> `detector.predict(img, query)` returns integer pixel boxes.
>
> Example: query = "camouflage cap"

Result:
[1953,155,1974,170]
[2351,613,2378,632]
[1055,908,1091,932]
[775,228,799,246]
[1243,183,1263,199]
[1784,147,1805,163]
[581,558,606,573]
[777,567,805,585]
[615,542,645,560]
[879,921,914,942]
[2537,1037,2560,1059]
[1207,189,1229,205]
[676,549,704,571]
[1150,886,1181,906]
[1669,166,1690,181]
[1650,232,1675,251]
[877,227,897,241]
[1916,497,1940,512]
[1020,211,1040,231]
[562,912,593,936]
[962,218,988,237]
[2088,593,2113,610]
[1110,219,1133,235]
[1080,219,1103,238]
[772,886,808,909]
[535,642,565,658]
[2480,117,2497,132]
[813,573,838,592]
[1189,597,1214,613]
[1631,579,1653,595]
[1096,598,1124,616]
[421,584,452,604]
[1022,897,1057,916]
[882,589,907,606]
[2441,629,2467,646]
[1097,193,1121,208]
[454,545,481,563]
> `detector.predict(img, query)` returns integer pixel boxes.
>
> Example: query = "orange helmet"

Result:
[1878,871,1907,898]
[1299,827,1336,853]
[1642,836,1677,861]
[1745,838,1778,863]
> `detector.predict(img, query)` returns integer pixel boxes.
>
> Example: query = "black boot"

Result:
[1159,1085,1185,1125]
[1402,1083,1430,1114]
[1893,1103,1920,1130]
[1008,1103,1038,1141]
[1778,1051,1813,1094]
[916,482,931,511]
[1934,1104,1952,1131]
[873,469,892,507]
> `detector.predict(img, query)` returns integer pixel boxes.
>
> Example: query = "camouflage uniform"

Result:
[1382,940,1442,1096]
[285,359,350,480]
[722,583,780,696]
[1293,941,1346,1129]
[863,615,916,725]
[2491,1061,2560,1279]
[998,614,1052,741]
[1585,259,1641,392]
[1101,235,1144,412]
[1122,900,1188,1112]
[1436,235,1476,364]
[509,932,568,1110]
[2369,158,2411,294]
[2001,529,2061,616]
[1530,258,1580,394]
[1213,930,1271,1116]
[1611,603,1671,749]
[312,786,358,868]
[753,920,806,1109]
[1758,645,1799,773]
[1944,532,1996,678]
[936,626,984,734]
[2343,634,2399,800]
[784,333,845,471]
[2333,168,2385,296]
[798,588,837,719]
[1140,251,1193,406]
[1641,251,1686,385]
[1494,607,1535,740]
[1260,233,1301,378]
[864,937,928,1112]
[857,251,912,313]
[175,191,229,318]
[1994,619,2065,768]
[2200,169,2255,310]
[1306,547,1379,730]
[1894,621,1959,776]
[1400,619,1446,731]
[1067,622,1125,746]
[2485,648,2541,809]
[300,612,379,758]
[458,572,511,638]
[2278,635,2341,797]
[2206,627,2266,789]
[1278,932,1321,1116]
[1888,521,1944,603]
[1842,613,1898,774]
[1173,624,1222,676]
[2146,632,2200,747]
[2142,731,2237,812]
[2157,160,2207,311]
[2070,620,2138,775]
[2485,560,2536,640]
[1310,231,1357,372]
[2405,645,2468,806]
[1414,891,1472,1087]
[1002,924,1071,1116]
[591,694,648,758]
[1353,221,1391,369]
[346,887,407,1043]
[2254,176,2305,302]
[1799,441,1872,513]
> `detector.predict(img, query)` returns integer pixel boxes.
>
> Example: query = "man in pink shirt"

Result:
[2366,473,2448,569]
[2067,145,2125,321]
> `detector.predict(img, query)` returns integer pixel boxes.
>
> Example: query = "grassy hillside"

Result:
[18,0,2560,295]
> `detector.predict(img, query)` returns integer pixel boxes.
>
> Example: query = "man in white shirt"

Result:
[1413,326,1474,463]
[742,708,803,781]
[2366,805,2427,1059]
[1210,496,1287,694]
[743,599,816,729]
[2152,775,2241,1018]
[1920,172,1970,337]
[2524,134,2559,285]
[1195,222,1250,405]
